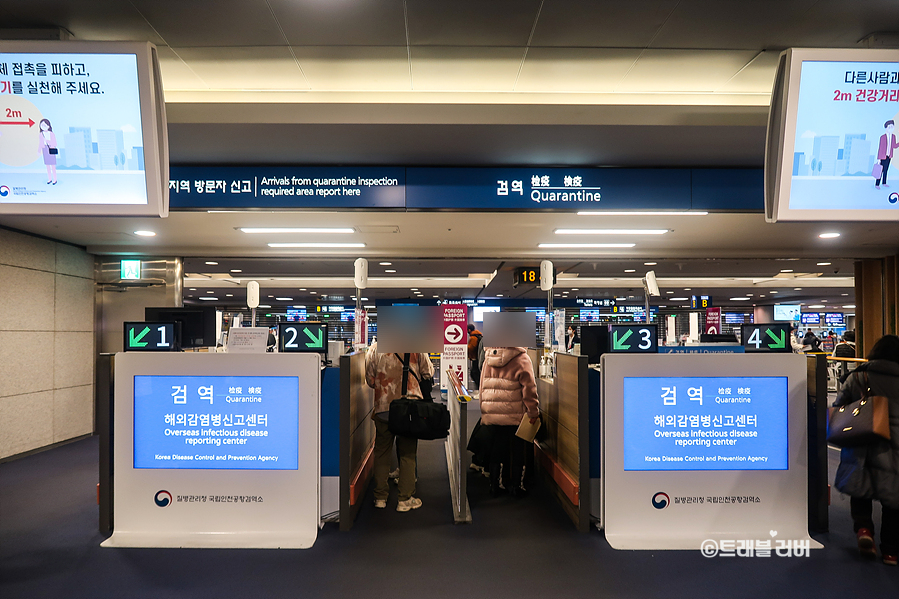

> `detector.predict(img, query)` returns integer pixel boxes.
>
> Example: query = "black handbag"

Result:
[828,372,891,448]
[388,353,450,440]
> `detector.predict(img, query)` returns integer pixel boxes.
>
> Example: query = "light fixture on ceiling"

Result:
[554,229,668,235]
[268,243,365,248]
[644,262,657,266]
[240,227,354,234]
[842,304,856,309]
[818,232,841,239]
[571,288,579,291]
[385,269,396,273]
[794,287,802,290]
[780,269,793,273]
[205,261,218,265]
[841,293,849,296]
[134,230,156,237]
[770,291,778,294]
[258,304,271,308]
[226,294,233,297]
[624,269,636,273]
[276,297,293,301]
[730,297,751,301]
[808,304,825,309]
[199,297,218,301]
[497,294,503,297]
[380,262,392,266]
[817,262,831,266]
[231,269,242,273]
[577,211,707,216]
[669,297,689,301]
[309,291,317,294]
[537,243,636,249]
[189,288,196,291]
[207,290,214,294]
[666,290,674,294]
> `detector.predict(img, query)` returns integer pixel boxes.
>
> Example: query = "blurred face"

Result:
[888,124,895,134]
[40,121,49,131]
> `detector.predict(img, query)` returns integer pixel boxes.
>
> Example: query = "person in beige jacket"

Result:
[479,346,540,496]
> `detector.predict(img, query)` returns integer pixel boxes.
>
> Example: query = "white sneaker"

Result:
[374,499,387,509]
[396,497,422,512]
[388,468,400,481]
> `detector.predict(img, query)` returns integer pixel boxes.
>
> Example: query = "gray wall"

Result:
[0,228,95,459]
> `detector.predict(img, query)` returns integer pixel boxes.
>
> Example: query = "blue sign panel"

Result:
[133,375,300,470]
[405,167,692,210]
[659,346,745,354]
[168,166,405,209]
[622,376,788,471]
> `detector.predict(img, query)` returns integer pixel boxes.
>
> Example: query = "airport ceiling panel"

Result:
[0,0,165,44]
[616,49,760,93]
[716,50,781,94]
[172,46,309,90]
[267,0,407,46]
[290,46,411,91]
[128,0,285,47]
[410,47,525,91]
[530,0,679,48]
[405,0,542,46]
[515,48,644,93]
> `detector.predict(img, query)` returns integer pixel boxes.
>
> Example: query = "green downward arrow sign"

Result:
[613,329,633,350]
[303,327,324,348]
[129,326,150,347]
[766,328,786,349]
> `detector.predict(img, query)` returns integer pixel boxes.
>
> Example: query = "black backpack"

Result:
[388,353,450,440]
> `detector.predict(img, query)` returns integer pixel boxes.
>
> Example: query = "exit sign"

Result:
[121,259,141,280]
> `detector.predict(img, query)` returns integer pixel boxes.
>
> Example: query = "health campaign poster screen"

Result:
[133,375,299,470]
[0,52,148,205]
[623,376,788,471]
[789,60,899,211]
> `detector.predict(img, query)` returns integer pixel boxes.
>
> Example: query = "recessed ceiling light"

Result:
[226,294,233,297]
[258,304,271,308]
[842,304,856,309]
[794,287,802,290]
[554,229,668,235]
[644,262,657,266]
[770,291,778,294]
[189,288,196,291]
[666,290,674,294]
[497,294,504,297]
[808,304,825,309]
[268,243,365,248]
[760,295,766,297]
[231,269,242,273]
[684,288,691,291]
[624,269,636,273]
[817,262,831,266]
[134,230,156,237]
[818,232,841,239]
[380,262,392,266]
[571,288,579,291]
[841,293,849,296]
[730,297,751,301]
[276,297,293,301]
[411,288,418,291]
[554,294,561,297]
[207,290,214,294]
[198,297,218,301]
[780,269,793,273]
[205,261,218,265]
[268,295,274,298]
[240,227,354,234]
[577,211,707,216]
[538,243,636,248]
[670,297,689,301]
[310,291,317,294]
[385,269,396,273]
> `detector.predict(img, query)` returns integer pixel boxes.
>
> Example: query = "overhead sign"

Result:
[513,266,540,287]
[168,166,404,209]
[124,322,179,352]
[691,295,712,309]
[166,166,764,212]
[120,259,141,280]
[740,324,792,353]
[609,324,658,353]
[279,323,328,353]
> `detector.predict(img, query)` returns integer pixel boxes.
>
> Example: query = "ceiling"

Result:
[2,1,898,311]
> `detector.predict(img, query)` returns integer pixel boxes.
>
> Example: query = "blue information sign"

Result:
[168,166,405,209]
[133,375,300,470]
[623,376,789,471]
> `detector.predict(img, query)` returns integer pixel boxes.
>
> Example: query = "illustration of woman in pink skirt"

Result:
[38,118,57,184]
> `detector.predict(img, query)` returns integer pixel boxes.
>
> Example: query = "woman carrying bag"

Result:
[833,334,899,566]
[479,346,540,497]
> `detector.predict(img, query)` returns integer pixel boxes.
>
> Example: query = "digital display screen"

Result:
[723,313,749,324]
[580,309,601,322]
[800,312,821,325]
[825,312,845,326]
[623,376,788,471]
[285,309,306,322]
[525,308,546,322]
[473,306,500,321]
[773,304,801,321]
[787,59,899,213]
[133,375,299,470]
[0,52,148,206]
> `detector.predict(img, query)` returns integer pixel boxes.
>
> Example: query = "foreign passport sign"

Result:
[622,376,789,471]
[124,322,180,352]
[740,324,792,353]
[609,324,658,354]
[441,305,468,389]
[278,323,327,353]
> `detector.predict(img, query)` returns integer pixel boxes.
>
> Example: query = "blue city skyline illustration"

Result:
[792,60,898,178]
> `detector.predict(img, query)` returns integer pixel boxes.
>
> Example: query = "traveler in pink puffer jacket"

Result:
[479,346,540,496]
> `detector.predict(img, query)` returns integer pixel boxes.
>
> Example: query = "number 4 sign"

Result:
[740,324,792,353]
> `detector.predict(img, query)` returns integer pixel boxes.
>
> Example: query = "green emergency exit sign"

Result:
[121,259,141,280]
